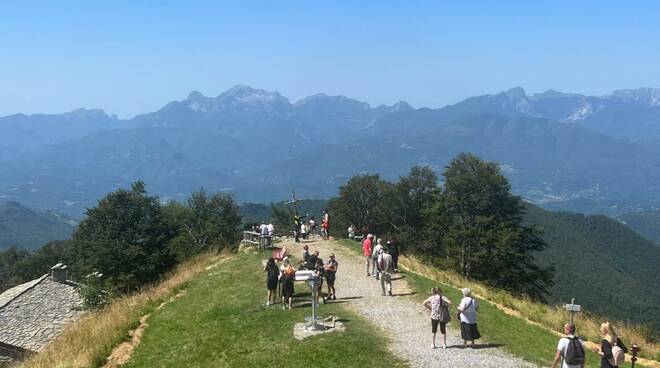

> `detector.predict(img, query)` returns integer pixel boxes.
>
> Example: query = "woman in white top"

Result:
[457,287,481,347]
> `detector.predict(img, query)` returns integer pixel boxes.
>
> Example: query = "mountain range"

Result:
[1,85,660,217]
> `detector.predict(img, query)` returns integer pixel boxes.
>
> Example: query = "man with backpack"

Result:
[552,323,586,368]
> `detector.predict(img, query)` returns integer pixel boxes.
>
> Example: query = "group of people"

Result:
[263,244,339,310]
[257,222,275,247]
[422,286,481,349]
[265,227,632,368]
[361,234,400,297]
[552,321,630,368]
[293,210,330,242]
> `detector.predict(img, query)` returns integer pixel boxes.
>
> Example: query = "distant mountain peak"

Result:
[61,108,112,120]
[611,87,660,106]
[186,90,207,101]
[531,89,583,100]
[294,93,368,109]
[220,85,290,105]
[503,87,527,98]
[390,101,413,112]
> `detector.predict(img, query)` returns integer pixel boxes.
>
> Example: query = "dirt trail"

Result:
[284,238,536,368]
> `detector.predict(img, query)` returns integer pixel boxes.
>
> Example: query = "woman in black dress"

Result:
[263,257,279,306]
[281,261,296,310]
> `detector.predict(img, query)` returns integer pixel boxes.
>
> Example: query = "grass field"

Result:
[124,251,406,368]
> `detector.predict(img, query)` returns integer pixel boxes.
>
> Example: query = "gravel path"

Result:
[285,238,537,368]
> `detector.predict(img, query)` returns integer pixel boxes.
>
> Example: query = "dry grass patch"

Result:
[19,250,230,368]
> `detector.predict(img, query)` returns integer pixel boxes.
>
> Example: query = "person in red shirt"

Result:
[362,233,374,276]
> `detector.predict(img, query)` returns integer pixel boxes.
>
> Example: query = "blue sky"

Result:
[1,1,659,118]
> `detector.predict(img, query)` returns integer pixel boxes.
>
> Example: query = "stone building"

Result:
[0,264,84,365]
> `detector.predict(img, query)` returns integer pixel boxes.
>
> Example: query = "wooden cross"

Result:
[283,190,305,216]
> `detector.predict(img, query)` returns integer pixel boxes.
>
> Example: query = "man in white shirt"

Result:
[551,323,585,368]
[377,247,393,296]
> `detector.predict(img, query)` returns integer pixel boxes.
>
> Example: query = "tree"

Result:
[426,153,553,299]
[328,174,392,237]
[166,189,242,260]
[70,181,175,292]
[383,166,440,250]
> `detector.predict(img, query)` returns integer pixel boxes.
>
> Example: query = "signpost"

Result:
[562,298,581,323]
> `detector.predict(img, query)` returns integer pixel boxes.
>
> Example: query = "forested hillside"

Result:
[0,201,75,250]
[618,210,660,245]
[524,204,660,331]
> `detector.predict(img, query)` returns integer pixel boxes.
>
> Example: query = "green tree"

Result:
[166,189,242,260]
[328,174,392,237]
[69,181,175,292]
[426,153,553,299]
[383,166,440,250]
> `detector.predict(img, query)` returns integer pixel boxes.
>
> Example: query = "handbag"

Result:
[440,300,451,323]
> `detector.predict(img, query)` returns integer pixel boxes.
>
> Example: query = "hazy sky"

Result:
[2,1,659,118]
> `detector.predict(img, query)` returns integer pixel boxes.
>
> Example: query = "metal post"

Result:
[305,277,324,331]
[569,298,575,324]
[631,343,639,368]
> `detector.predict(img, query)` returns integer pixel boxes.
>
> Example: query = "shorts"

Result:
[431,319,446,334]
[326,274,336,286]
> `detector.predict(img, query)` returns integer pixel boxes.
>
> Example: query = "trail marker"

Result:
[562,298,581,323]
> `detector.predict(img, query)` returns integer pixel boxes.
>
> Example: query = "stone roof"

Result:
[0,274,84,352]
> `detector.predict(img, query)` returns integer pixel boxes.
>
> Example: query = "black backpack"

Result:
[564,336,585,365]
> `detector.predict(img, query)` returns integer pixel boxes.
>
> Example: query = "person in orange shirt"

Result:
[362,234,374,276]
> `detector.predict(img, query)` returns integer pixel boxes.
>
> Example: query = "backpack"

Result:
[609,341,625,367]
[564,336,585,365]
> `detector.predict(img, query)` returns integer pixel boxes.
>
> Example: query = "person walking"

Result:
[457,287,481,347]
[551,323,586,368]
[263,257,280,306]
[362,234,374,276]
[388,239,400,272]
[325,253,339,300]
[372,238,383,278]
[598,322,628,368]
[378,247,394,296]
[422,287,452,349]
[280,260,296,310]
